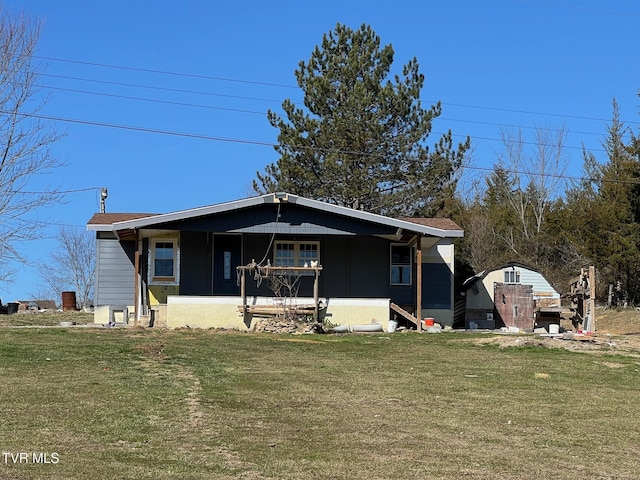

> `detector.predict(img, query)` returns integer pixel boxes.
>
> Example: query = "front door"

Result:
[213,235,242,295]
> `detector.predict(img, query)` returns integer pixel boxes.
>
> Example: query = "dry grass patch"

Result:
[2,328,640,479]
[0,310,94,327]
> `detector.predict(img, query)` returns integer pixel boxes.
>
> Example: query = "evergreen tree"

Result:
[572,100,640,303]
[253,23,470,217]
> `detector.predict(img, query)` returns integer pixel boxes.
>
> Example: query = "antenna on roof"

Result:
[100,188,108,213]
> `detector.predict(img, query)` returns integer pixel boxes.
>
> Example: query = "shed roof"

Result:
[462,261,559,294]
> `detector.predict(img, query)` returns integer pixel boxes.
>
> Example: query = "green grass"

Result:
[0,311,94,327]
[1,328,639,479]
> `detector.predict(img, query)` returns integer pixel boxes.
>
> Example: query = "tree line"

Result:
[457,101,640,303]
[255,23,640,304]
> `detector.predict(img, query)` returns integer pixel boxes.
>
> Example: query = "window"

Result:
[391,244,412,285]
[151,238,178,281]
[504,269,520,284]
[274,241,319,267]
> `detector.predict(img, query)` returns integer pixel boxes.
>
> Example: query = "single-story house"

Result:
[462,261,561,331]
[87,192,463,331]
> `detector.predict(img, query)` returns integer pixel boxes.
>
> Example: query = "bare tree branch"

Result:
[36,227,95,308]
[0,8,65,283]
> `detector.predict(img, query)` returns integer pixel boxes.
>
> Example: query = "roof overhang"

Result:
[87,193,464,239]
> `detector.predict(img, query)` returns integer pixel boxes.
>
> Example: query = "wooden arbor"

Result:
[236,263,323,323]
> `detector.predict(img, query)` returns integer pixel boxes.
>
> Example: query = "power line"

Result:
[436,100,618,123]
[5,107,609,155]
[39,84,267,116]
[513,0,640,17]
[41,73,285,104]
[8,110,276,146]
[6,187,102,195]
[36,56,638,124]
[34,55,299,89]
[39,83,610,139]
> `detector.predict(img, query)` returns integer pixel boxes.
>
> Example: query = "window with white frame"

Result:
[390,244,412,285]
[274,241,319,267]
[151,238,178,281]
[504,269,520,284]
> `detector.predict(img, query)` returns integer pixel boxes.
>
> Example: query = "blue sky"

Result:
[3,0,640,301]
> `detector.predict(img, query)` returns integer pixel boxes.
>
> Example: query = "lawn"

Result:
[1,323,639,479]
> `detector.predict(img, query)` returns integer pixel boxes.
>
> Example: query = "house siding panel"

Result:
[151,204,397,236]
[240,235,390,299]
[423,263,451,309]
[323,236,389,298]
[95,238,135,306]
[179,231,212,296]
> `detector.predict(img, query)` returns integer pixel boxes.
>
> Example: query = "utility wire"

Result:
[34,55,299,89]
[39,83,609,139]
[5,187,102,195]
[5,108,609,155]
[41,73,286,104]
[39,84,267,116]
[35,56,637,124]
[4,114,631,193]
[513,0,640,17]
[7,110,275,146]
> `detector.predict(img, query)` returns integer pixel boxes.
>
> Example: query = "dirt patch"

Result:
[132,342,166,360]
[591,307,640,335]
[474,331,640,356]
[275,337,326,344]
[472,307,640,355]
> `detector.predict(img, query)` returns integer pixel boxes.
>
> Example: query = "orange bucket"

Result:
[424,318,435,327]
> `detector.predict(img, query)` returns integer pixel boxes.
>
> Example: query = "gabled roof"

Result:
[87,192,463,238]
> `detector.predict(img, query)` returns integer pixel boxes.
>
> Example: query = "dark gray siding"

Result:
[423,263,451,309]
[241,235,390,298]
[150,203,398,236]
[179,231,212,295]
[323,236,390,297]
[95,236,135,306]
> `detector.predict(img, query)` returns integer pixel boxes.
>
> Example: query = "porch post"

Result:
[313,267,319,323]
[133,229,140,326]
[416,235,422,332]
[240,267,246,317]
[589,265,596,332]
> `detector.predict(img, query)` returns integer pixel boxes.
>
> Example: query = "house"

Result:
[87,192,463,331]
[462,262,561,331]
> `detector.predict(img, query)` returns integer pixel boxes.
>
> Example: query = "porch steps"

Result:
[390,302,420,328]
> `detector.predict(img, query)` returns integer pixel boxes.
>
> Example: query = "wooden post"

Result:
[133,230,140,327]
[240,267,246,318]
[313,268,319,323]
[589,265,596,332]
[416,235,422,332]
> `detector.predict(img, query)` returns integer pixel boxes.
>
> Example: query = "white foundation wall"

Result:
[165,296,391,331]
[93,305,133,325]
[166,296,245,329]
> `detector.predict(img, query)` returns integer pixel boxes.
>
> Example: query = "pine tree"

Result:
[564,99,640,303]
[253,23,470,217]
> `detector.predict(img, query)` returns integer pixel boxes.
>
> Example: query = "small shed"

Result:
[462,262,561,331]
